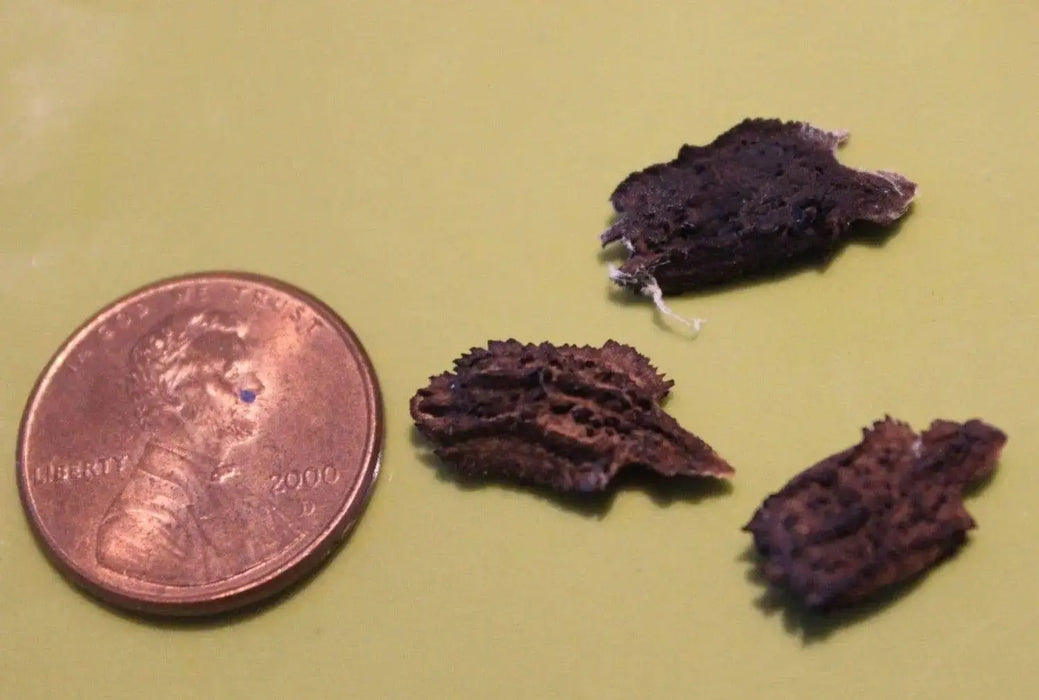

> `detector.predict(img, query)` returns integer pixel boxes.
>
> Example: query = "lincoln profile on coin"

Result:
[96,309,299,585]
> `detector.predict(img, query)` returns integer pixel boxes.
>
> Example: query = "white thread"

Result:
[642,277,705,336]
[609,265,705,336]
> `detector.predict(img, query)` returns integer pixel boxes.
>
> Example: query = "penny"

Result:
[17,272,383,615]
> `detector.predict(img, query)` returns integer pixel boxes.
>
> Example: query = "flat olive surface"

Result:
[2,2,1037,698]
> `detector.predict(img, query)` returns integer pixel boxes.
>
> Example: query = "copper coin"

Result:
[16,272,382,615]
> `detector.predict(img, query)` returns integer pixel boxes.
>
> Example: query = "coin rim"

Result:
[16,271,383,616]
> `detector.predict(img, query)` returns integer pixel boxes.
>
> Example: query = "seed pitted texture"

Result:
[410,340,734,492]
[603,119,916,295]
[745,417,1006,611]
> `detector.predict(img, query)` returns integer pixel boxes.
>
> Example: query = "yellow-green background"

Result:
[2,2,1037,698]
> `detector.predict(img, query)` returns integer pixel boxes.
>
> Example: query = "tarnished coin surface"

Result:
[17,273,382,615]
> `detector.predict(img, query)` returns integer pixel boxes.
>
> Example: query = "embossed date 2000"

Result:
[269,465,341,495]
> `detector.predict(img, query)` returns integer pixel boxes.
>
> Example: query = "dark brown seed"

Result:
[744,417,1006,611]
[410,340,733,492]
[603,118,916,295]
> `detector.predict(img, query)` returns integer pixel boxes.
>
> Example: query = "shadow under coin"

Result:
[65,509,369,630]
